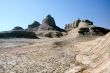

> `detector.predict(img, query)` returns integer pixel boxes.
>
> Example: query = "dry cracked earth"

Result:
[0,33,110,73]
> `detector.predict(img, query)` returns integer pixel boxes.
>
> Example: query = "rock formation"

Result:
[38,15,65,32]
[64,19,81,31]
[12,26,24,31]
[3,26,38,39]
[65,19,110,38]
[64,19,94,31]
[0,16,110,73]
[37,15,66,37]
[26,21,40,31]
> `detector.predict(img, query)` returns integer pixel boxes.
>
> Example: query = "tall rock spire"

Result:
[42,14,56,26]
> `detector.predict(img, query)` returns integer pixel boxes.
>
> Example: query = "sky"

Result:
[0,0,110,31]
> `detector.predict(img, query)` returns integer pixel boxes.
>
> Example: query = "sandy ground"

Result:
[0,38,75,73]
[0,33,110,73]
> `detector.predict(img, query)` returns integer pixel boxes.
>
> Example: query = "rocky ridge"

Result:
[0,15,109,39]
[65,19,110,38]
[0,15,110,73]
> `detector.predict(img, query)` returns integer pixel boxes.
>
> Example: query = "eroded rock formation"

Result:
[65,19,110,38]
[26,21,40,31]
[37,15,66,38]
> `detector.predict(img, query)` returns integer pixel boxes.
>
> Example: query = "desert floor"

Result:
[0,34,110,73]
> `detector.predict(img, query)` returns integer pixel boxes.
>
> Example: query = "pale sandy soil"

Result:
[0,33,110,73]
[0,38,75,73]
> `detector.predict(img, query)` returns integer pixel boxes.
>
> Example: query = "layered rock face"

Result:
[65,32,110,73]
[26,21,40,31]
[64,19,93,31]
[37,15,66,37]
[65,19,110,38]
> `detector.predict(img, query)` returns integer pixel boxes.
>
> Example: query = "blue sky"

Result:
[0,0,110,31]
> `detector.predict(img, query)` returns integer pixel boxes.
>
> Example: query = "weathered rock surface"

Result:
[65,19,110,38]
[26,21,40,31]
[0,17,110,73]
[38,15,65,32]
[37,15,66,38]
[64,19,93,31]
